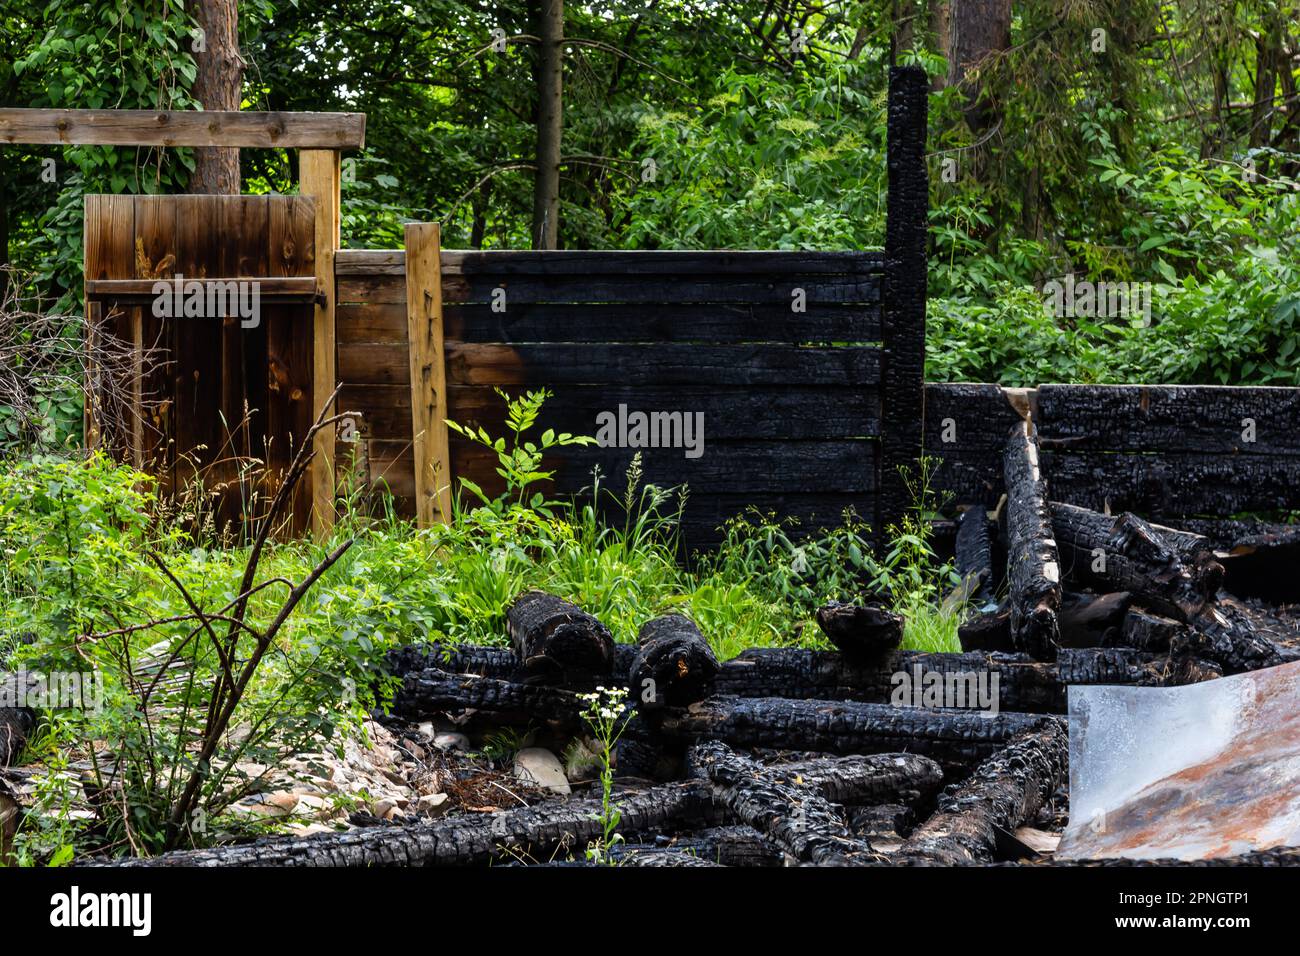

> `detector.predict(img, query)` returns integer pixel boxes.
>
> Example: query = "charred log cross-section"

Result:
[895,719,1067,865]
[630,615,720,710]
[506,591,616,688]
[1051,503,1223,623]
[814,601,904,659]
[1003,420,1062,660]
[1110,608,1187,653]
[687,741,880,865]
[657,696,1049,768]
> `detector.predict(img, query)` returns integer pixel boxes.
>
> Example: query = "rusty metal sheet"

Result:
[1057,658,1300,861]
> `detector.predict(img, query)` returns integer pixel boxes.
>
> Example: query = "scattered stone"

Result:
[417,793,451,817]
[514,748,571,795]
[434,732,471,752]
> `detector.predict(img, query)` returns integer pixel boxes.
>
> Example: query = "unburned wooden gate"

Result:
[84,194,319,531]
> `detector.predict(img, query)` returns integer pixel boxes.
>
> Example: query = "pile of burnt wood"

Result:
[97,420,1300,868]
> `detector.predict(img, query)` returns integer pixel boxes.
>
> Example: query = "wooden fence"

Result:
[925,382,1300,542]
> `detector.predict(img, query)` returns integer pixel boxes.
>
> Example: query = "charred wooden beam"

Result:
[1051,502,1223,622]
[1056,647,1221,687]
[814,601,904,659]
[895,720,1067,865]
[506,591,616,688]
[390,669,583,725]
[945,506,995,612]
[657,696,1052,768]
[687,740,880,865]
[1003,420,1062,659]
[100,782,721,867]
[630,615,720,710]
[1181,600,1291,674]
[608,847,723,867]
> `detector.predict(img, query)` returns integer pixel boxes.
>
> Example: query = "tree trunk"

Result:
[188,0,242,194]
[530,0,563,249]
[895,720,1067,865]
[947,0,1011,142]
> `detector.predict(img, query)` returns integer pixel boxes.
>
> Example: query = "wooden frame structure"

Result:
[2,108,364,538]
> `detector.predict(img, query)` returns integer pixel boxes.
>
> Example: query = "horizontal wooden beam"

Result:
[85,276,320,305]
[333,248,887,277]
[0,110,365,149]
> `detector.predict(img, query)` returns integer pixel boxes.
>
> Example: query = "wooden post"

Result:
[300,149,341,538]
[878,65,929,539]
[404,222,452,526]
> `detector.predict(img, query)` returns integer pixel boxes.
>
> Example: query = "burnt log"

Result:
[771,751,944,806]
[1180,599,1291,674]
[1056,647,1221,687]
[895,719,1067,865]
[390,669,583,725]
[814,602,904,659]
[687,740,880,865]
[1051,503,1223,622]
[630,615,720,710]
[657,696,1053,769]
[1109,608,1187,653]
[945,506,995,612]
[1003,420,1062,659]
[505,591,616,687]
[650,826,785,867]
[608,847,723,867]
[100,781,721,867]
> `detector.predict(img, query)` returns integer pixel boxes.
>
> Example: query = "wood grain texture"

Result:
[1,109,364,148]
[404,222,452,525]
[300,150,341,538]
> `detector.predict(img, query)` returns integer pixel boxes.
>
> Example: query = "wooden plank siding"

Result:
[333,247,886,547]
[83,194,317,533]
[924,382,1300,530]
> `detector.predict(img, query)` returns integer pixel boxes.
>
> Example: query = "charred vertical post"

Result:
[878,65,929,541]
